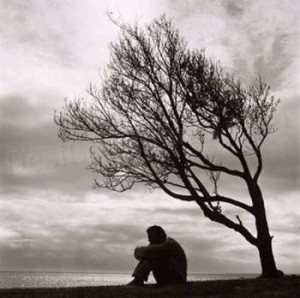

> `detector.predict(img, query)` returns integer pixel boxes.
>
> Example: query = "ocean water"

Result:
[0,271,258,289]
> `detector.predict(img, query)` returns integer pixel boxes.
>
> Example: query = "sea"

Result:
[0,271,258,289]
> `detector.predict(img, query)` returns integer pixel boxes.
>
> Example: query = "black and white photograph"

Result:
[0,0,299,297]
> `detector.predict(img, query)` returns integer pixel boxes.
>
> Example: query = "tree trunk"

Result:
[257,235,282,278]
[249,182,283,278]
[255,204,279,277]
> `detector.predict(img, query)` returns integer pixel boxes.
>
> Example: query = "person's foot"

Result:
[127,277,144,286]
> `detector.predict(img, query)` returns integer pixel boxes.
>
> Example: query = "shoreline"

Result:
[0,275,298,298]
[0,272,260,289]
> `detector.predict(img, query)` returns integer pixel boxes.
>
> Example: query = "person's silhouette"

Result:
[128,225,187,286]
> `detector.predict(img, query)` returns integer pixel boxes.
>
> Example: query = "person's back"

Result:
[165,237,187,282]
[129,226,187,286]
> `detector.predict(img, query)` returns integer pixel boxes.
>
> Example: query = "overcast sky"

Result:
[0,0,299,275]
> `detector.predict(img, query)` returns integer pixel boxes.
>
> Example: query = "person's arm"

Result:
[134,240,172,259]
[134,246,148,260]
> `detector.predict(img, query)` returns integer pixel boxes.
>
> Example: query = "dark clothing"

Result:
[133,237,187,285]
[133,256,184,285]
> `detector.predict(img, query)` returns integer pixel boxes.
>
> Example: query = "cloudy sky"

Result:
[0,0,299,275]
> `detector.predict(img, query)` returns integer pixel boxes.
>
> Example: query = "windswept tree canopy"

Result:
[56,16,278,196]
[56,15,282,277]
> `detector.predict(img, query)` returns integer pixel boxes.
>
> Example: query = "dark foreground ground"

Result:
[0,275,299,298]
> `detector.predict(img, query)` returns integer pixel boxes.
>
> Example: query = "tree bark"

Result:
[257,237,282,278]
[250,182,283,278]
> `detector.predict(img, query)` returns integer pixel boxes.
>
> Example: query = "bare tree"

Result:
[55,16,283,277]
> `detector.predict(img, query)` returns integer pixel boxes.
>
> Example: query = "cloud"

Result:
[0,190,142,271]
[0,185,299,272]
[164,0,300,88]
[0,95,94,196]
[0,189,258,272]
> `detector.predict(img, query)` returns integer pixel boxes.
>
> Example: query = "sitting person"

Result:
[128,225,187,286]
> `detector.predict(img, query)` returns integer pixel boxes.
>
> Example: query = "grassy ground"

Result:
[0,275,299,298]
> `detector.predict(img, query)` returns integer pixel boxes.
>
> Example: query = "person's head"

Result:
[146,225,167,244]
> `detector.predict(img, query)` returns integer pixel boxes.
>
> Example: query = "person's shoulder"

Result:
[166,237,178,245]
[166,237,184,248]
[166,237,177,242]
